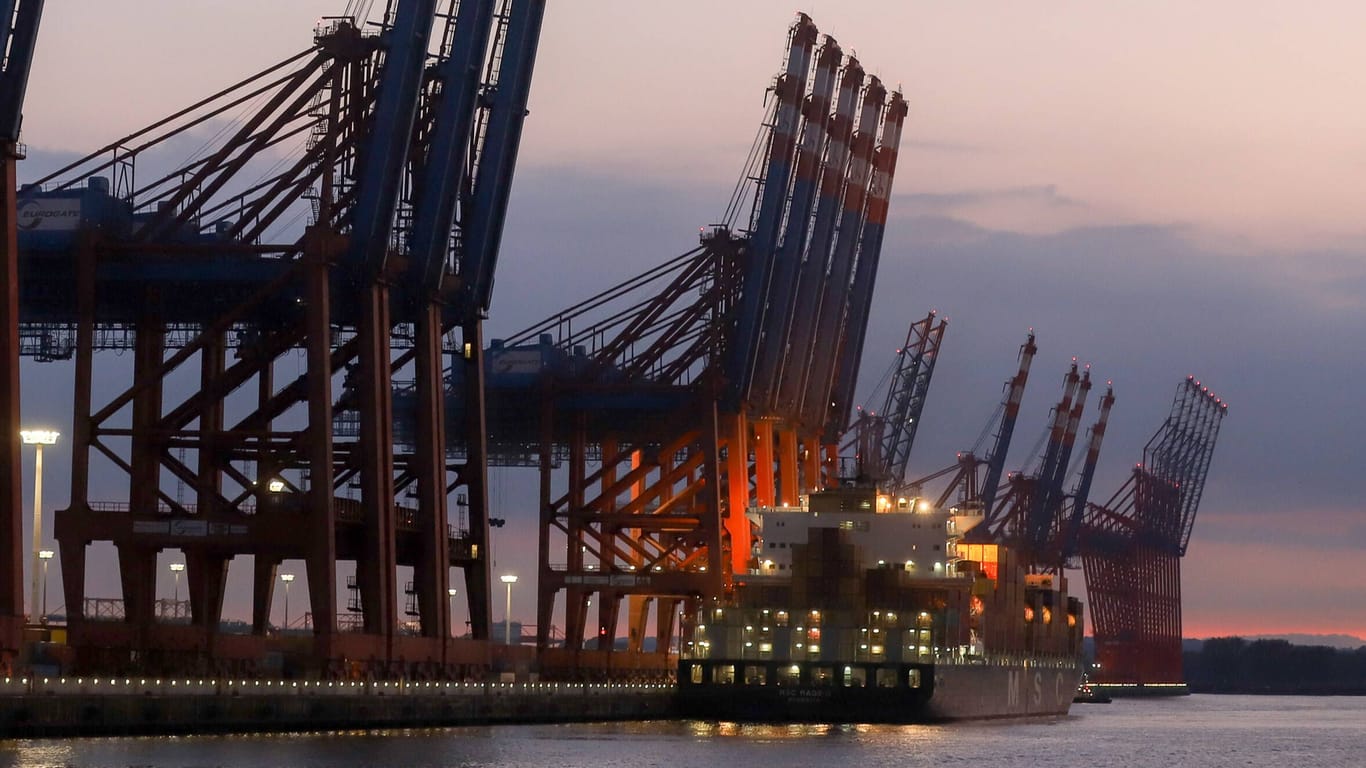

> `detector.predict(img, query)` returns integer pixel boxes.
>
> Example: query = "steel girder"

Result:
[0,0,45,671]
[0,143,23,670]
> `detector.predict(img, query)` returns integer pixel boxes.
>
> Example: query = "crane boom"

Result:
[405,0,498,297]
[1062,382,1114,564]
[803,78,884,432]
[726,13,817,407]
[978,331,1037,516]
[347,0,439,277]
[877,310,946,492]
[776,56,863,416]
[753,36,841,409]
[459,0,547,321]
[1026,364,1087,553]
[825,89,908,440]
[0,0,44,141]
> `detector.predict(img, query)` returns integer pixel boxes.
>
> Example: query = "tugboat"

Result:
[676,486,1085,722]
[1073,674,1112,704]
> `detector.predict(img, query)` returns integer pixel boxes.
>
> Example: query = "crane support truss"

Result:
[13,0,545,678]
[1081,376,1228,685]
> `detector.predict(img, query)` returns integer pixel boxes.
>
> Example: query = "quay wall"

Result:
[0,677,677,738]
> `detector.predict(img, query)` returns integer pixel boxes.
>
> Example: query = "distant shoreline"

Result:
[1183,636,1366,696]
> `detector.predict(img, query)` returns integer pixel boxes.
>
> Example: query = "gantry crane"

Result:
[841,310,947,492]
[16,0,543,677]
[902,331,1037,517]
[968,363,1101,571]
[414,15,910,678]
[1080,376,1227,686]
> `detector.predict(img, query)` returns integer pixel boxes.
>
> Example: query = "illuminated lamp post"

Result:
[37,549,53,621]
[279,573,295,630]
[447,587,458,637]
[500,574,518,646]
[20,428,58,623]
[168,562,185,612]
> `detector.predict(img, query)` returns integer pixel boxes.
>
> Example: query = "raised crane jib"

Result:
[457,0,547,324]
[824,88,908,440]
[976,331,1037,518]
[346,0,439,279]
[753,36,840,406]
[877,310,946,493]
[1026,365,1090,556]
[752,35,842,410]
[802,76,884,432]
[726,12,818,408]
[1062,382,1114,563]
[404,0,498,301]
[1144,375,1228,554]
[775,55,864,416]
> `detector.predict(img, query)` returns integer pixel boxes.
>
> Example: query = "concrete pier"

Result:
[0,677,676,738]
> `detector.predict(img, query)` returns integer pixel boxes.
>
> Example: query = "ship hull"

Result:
[677,659,1081,723]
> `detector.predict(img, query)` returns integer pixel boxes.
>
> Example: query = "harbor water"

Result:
[2,694,1363,768]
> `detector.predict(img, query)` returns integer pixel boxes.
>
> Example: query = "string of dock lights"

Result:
[1,677,673,695]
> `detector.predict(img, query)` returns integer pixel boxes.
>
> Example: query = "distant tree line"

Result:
[1185,637,1366,694]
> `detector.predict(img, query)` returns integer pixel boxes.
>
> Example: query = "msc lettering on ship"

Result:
[1006,670,1044,709]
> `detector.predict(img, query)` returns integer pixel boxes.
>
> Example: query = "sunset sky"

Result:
[15,2,1366,640]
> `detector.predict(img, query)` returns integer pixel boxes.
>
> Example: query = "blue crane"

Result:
[399,0,499,642]
[800,78,884,432]
[825,89,908,441]
[405,0,498,297]
[774,56,863,416]
[896,331,1036,522]
[976,333,1038,517]
[877,310,947,491]
[751,36,841,410]
[725,13,817,408]
[347,0,439,278]
[458,0,548,323]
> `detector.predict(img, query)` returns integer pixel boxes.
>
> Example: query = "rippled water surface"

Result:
[3,695,1364,768]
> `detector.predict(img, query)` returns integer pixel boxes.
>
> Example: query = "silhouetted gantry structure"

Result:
[10,0,546,677]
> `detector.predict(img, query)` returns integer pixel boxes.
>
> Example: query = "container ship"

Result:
[676,485,1083,722]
